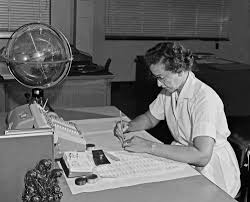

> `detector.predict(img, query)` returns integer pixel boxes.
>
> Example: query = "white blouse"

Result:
[149,72,240,198]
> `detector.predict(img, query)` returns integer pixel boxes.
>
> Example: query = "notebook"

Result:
[0,131,54,202]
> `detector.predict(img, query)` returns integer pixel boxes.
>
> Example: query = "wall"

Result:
[0,0,75,74]
[1,0,249,82]
[51,0,74,44]
[93,0,250,81]
[0,0,74,48]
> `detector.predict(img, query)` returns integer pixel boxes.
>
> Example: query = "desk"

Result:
[53,106,236,202]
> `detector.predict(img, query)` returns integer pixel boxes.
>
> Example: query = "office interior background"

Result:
[0,0,250,82]
[52,0,250,81]
[0,1,250,201]
[0,0,250,176]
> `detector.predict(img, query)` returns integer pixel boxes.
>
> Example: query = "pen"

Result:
[119,110,125,141]
[43,98,48,110]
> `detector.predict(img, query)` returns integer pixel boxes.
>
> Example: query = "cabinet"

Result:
[0,74,114,112]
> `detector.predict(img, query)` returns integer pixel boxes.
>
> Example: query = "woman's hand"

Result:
[114,120,129,144]
[123,136,153,153]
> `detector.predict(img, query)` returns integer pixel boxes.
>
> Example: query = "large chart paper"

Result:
[59,151,199,194]
[61,117,200,194]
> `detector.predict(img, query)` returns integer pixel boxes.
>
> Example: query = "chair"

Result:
[229,133,250,202]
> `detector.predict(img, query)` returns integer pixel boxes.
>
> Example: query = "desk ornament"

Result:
[22,159,63,202]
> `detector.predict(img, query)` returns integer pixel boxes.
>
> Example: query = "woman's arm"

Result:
[124,135,215,167]
[114,110,160,142]
[127,110,160,132]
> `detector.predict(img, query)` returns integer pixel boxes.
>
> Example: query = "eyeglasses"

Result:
[151,72,169,81]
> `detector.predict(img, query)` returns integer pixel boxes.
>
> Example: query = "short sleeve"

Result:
[149,90,169,120]
[191,93,218,141]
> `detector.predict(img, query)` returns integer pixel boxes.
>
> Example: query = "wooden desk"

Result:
[0,106,236,202]
[53,106,236,202]
[0,74,114,112]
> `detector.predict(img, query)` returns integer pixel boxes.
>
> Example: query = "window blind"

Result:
[105,0,232,40]
[0,0,50,32]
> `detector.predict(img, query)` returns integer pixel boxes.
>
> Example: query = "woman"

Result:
[115,42,240,197]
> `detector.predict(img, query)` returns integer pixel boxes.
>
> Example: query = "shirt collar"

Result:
[178,71,196,100]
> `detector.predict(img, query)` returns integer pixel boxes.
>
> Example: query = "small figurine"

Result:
[22,159,63,202]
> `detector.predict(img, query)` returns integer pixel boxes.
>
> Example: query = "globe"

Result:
[3,23,72,89]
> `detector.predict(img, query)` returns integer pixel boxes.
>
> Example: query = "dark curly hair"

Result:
[144,42,194,73]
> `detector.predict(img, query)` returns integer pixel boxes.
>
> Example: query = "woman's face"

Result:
[149,62,184,94]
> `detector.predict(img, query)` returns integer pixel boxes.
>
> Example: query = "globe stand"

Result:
[25,88,54,112]
[32,88,44,106]
[3,22,72,114]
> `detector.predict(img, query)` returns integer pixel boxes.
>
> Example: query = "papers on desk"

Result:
[61,117,200,194]
[59,151,200,194]
[72,116,130,136]
[72,117,161,151]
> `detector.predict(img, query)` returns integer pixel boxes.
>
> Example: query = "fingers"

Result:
[123,139,136,152]
[114,121,132,149]
[114,124,124,139]
[114,123,125,147]
[117,134,125,145]
[117,120,129,133]
[122,122,129,133]
[117,121,123,132]
[122,136,151,153]
[114,121,129,138]
[114,122,122,135]
[122,136,134,148]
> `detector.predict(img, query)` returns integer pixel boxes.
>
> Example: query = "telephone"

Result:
[6,103,86,152]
